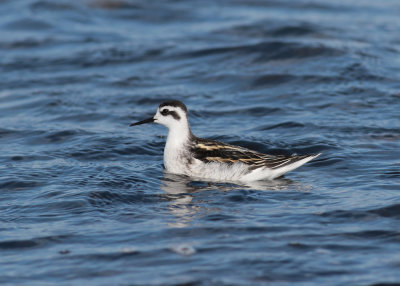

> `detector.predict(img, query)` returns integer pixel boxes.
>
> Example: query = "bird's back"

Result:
[184,137,320,181]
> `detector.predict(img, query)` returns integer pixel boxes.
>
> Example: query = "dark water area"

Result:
[1,0,400,285]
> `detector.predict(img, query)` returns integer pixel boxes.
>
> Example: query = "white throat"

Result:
[163,118,193,174]
[165,118,191,147]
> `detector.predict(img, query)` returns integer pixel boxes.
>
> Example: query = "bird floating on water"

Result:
[130,100,320,181]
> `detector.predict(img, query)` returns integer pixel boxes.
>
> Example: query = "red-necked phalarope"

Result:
[130,100,320,181]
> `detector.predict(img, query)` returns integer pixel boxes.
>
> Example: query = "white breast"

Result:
[164,144,186,174]
[163,132,191,175]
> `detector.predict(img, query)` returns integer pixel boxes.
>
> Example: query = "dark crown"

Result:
[159,100,187,113]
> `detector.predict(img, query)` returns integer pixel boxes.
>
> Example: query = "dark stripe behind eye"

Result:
[169,111,180,120]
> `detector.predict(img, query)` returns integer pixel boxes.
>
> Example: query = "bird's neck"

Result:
[163,122,194,174]
[165,121,193,148]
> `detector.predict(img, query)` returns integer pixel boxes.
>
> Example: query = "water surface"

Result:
[1,0,400,285]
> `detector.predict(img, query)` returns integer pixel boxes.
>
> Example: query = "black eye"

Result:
[161,109,169,115]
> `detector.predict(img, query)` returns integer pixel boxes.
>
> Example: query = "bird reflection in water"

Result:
[160,172,203,228]
[160,172,299,228]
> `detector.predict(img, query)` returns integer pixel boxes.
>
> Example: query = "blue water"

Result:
[1,0,400,285]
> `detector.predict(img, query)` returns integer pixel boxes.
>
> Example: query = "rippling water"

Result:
[1,0,400,285]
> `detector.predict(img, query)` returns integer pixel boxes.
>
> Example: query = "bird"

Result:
[130,100,320,182]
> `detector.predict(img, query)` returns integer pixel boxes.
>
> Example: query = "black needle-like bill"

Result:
[130,117,154,126]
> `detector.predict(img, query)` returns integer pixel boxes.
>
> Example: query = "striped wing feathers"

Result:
[191,139,310,169]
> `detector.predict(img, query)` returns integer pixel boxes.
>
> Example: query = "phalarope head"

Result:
[130,100,189,130]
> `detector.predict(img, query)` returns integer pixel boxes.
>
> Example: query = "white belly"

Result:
[164,154,285,182]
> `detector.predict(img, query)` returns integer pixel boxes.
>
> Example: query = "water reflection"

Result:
[160,173,200,228]
[160,172,298,228]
